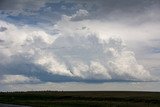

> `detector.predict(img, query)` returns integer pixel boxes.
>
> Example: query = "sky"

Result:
[0,0,160,91]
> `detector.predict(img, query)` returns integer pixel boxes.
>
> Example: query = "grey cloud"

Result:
[0,0,48,19]
[1,0,160,16]
[0,74,40,84]
[0,26,7,32]
[1,0,160,27]
[72,0,160,25]
[0,0,47,10]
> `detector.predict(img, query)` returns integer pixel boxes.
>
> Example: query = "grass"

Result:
[0,91,160,107]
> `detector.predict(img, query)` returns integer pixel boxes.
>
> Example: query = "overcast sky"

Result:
[0,0,160,91]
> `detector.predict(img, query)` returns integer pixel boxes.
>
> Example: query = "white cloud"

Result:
[90,61,111,79]
[54,9,160,80]
[49,35,153,81]
[71,9,89,21]
[71,61,111,80]
[61,9,89,22]
[108,51,151,81]
[0,16,157,83]
[0,75,40,84]
[35,53,72,76]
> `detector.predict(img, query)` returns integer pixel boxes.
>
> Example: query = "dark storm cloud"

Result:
[96,0,159,11]
[76,0,160,22]
[0,0,159,12]
[0,0,18,10]
[73,0,160,23]
[0,0,46,10]
[0,26,7,32]
[0,0,160,24]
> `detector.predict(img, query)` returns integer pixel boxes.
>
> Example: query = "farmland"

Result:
[0,91,160,107]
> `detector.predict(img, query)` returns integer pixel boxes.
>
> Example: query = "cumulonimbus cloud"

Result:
[0,19,156,83]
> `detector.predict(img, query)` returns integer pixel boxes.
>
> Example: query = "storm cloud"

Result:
[0,19,155,83]
[0,0,159,91]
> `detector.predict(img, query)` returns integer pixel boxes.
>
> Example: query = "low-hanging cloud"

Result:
[0,75,40,84]
[0,19,155,83]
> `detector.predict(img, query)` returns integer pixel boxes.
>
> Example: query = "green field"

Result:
[0,91,160,107]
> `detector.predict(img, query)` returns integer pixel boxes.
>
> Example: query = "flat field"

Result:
[0,91,160,107]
